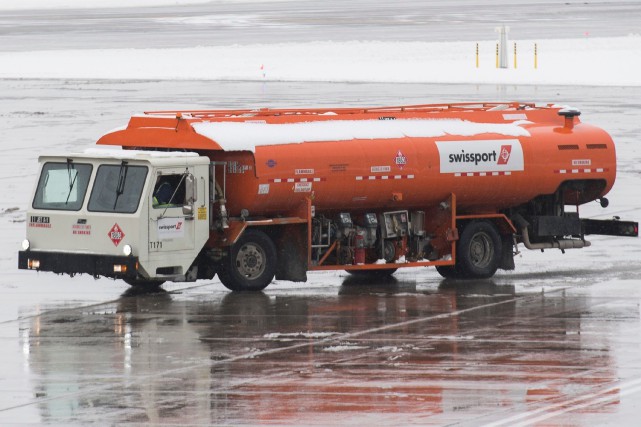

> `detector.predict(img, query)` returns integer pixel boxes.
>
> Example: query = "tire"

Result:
[455,221,502,279]
[219,229,276,292]
[346,268,397,278]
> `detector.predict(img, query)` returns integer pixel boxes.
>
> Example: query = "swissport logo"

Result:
[436,139,524,174]
[157,218,185,239]
[497,145,512,165]
[158,220,183,232]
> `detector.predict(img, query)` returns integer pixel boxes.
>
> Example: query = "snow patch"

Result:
[323,344,369,352]
[377,346,403,353]
[80,148,200,159]
[192,119,530,151]
[427,335,475,341]
[0,0,212,10]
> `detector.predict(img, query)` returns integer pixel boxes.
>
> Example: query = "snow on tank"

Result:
[191,119,532,152]
[96,102,562,151]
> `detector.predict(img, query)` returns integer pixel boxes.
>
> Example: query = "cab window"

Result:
[88,164,148,213]
[32,162,93,211]
[152,174,186,208]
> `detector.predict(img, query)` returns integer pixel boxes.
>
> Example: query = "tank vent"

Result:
[558,108,581,130]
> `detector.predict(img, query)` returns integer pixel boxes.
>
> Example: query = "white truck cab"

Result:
[18,150,211,287]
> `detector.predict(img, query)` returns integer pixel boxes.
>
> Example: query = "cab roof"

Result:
[39,148,209,167]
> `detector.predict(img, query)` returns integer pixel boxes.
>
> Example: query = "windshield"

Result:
[88,164,148,214]
[32,162,92,211]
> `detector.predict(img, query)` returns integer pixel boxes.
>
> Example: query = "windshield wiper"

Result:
[113,160,129,210]
[65,158,78,205]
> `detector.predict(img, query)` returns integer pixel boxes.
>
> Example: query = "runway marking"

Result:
[200,290,560,358]
[482,376,641,427]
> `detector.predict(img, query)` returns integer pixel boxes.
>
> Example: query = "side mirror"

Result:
[185,173,197,204]
[182,204,194,217]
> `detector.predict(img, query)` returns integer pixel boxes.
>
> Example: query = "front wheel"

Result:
[455,221,502,279]
[218,229,277,292]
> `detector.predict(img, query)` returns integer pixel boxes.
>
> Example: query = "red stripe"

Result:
[554,168,608,174]
[269,177,326,183]
[454,171,512,177]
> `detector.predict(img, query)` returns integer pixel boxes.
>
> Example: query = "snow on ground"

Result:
[0,0,214,10]
[1,0,640,86]
[1,36,640,86]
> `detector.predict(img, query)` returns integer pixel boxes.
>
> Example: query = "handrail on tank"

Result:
[143,102,542,120]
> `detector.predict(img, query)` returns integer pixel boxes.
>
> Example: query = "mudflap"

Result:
[498,234,515,270]
[273,223,308,282]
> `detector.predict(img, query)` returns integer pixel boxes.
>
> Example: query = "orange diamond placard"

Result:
[108,223,125,246]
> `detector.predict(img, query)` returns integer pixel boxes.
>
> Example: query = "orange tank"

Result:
[96,102,636,290]
[98,102,616,217]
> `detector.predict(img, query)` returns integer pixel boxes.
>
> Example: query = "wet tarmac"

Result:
[1,78,640,425]
[4,272,641,426]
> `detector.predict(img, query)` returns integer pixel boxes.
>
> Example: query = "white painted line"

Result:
[483,377,641,427]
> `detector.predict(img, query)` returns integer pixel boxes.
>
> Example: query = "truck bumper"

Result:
[582,218,638,237]
[18,250,139,279]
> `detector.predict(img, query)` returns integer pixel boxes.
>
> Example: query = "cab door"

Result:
[148,168,196,253]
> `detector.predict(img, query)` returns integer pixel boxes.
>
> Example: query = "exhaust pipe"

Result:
[511,213,590,250]
[520,226,590,250]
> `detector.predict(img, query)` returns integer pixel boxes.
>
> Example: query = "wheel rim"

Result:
[235,242,266,279]
[469,231,494,268]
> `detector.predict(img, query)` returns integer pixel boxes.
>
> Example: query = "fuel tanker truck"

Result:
[18,102,638,291]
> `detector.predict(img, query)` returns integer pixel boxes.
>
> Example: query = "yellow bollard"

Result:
[514,42,517,69]
[534,43,538,69]
[496,43,499,68]
[476,43,479,68]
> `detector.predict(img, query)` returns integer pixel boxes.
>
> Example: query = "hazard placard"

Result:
[108,223,125,246]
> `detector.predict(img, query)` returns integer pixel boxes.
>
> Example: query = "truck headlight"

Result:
[21,239,30,251]
[123,244,133,256]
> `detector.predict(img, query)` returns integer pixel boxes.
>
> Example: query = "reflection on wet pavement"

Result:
[16,276,636,426]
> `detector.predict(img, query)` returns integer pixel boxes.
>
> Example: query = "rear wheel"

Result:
[219,229,276,292]
[455,221,502,279]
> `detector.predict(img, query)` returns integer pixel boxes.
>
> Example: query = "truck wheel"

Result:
[455,221,502,279]
[219,229,276,292]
